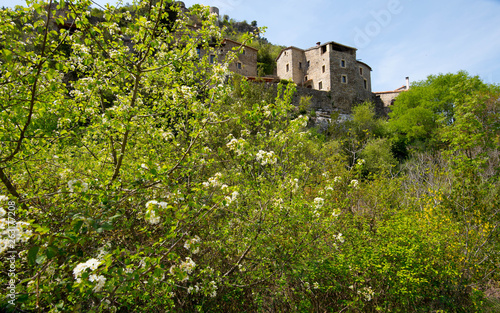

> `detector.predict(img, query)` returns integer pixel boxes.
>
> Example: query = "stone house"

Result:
[195,6,259,78]
[209,38,258,77]
[276,41,373,110]
[374,77,410,107]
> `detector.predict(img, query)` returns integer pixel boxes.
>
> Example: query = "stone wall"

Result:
[222,39,258,77]
[292,86,382,115]
[375,91,402,107]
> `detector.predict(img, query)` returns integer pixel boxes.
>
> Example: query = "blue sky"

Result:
[2,0,500,91]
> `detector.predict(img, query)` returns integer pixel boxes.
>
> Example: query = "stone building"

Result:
[212,39,258,77]
[198,6,259,78]
[374,77,410,107]
[276,41,373,110]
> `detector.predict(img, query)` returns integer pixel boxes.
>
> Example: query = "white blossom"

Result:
[290,178,299,192]
[203,172,223,188]
[89,274,106,292]
[209,280,218,298]
[0,220,33,253]
[68,180,88,193]
[226,138,246,156]
[314,197,324,209]
[179,257,196,276]
[184,236,201,254]
[335,233,345,243]
[224,191,239,206]
[146,209,160,225]
[358,286,374,301]
[256,150,277,165]
[73,258,102,282]
[349,180,359,189]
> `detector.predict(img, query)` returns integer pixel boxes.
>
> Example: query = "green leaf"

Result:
[73,220,84,233]
[33,224,50,235]
[3,49,13,62]
[46,245,58,259]
[28,246,40,266]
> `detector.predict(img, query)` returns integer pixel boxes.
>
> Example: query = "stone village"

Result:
[197,4,410,118]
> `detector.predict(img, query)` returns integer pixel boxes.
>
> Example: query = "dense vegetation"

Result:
[0,0,499,312]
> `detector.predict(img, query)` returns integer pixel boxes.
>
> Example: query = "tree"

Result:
[388,71,492,157]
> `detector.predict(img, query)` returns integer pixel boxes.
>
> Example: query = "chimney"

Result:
[405,77,410,90]
[316,42,321,46]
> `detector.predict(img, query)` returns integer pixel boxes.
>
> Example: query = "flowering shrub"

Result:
[0,1,498,312]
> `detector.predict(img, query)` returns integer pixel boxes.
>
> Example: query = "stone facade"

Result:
[219,39,258,77]
[375,89,405,107]
[374,78,410,107]
[276,42,373,110]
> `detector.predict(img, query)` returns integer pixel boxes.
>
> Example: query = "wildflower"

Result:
[224,191,239,206]
[313,282,320,289]
[0,239,9,254]
[184,236,201,254]
[349,180,359,189]
[179,257,196,275]
[203,173,223,188]
[256,150,277,165]
[292,178,299,192]
[357,159,366,166]
[146,209,160,225]
[0,195,8,202]
[209,280,218,298]
[358,286,374,301]
[0,208,5,217]
[97,243,110,260]
[68,180,88,193]
[145,200,166,225]
[333,176,342,183]
[226,137,246,156]
[293,115,309,128]
[314,197,324,209]
[335,233,345,243]
[89,274,106,292]
[73,258,102,282]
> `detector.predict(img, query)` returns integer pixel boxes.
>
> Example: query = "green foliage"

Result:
[360,138,396,174]
[0,2,498,312]
[298,95,312,114]
[388,71,494,155]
